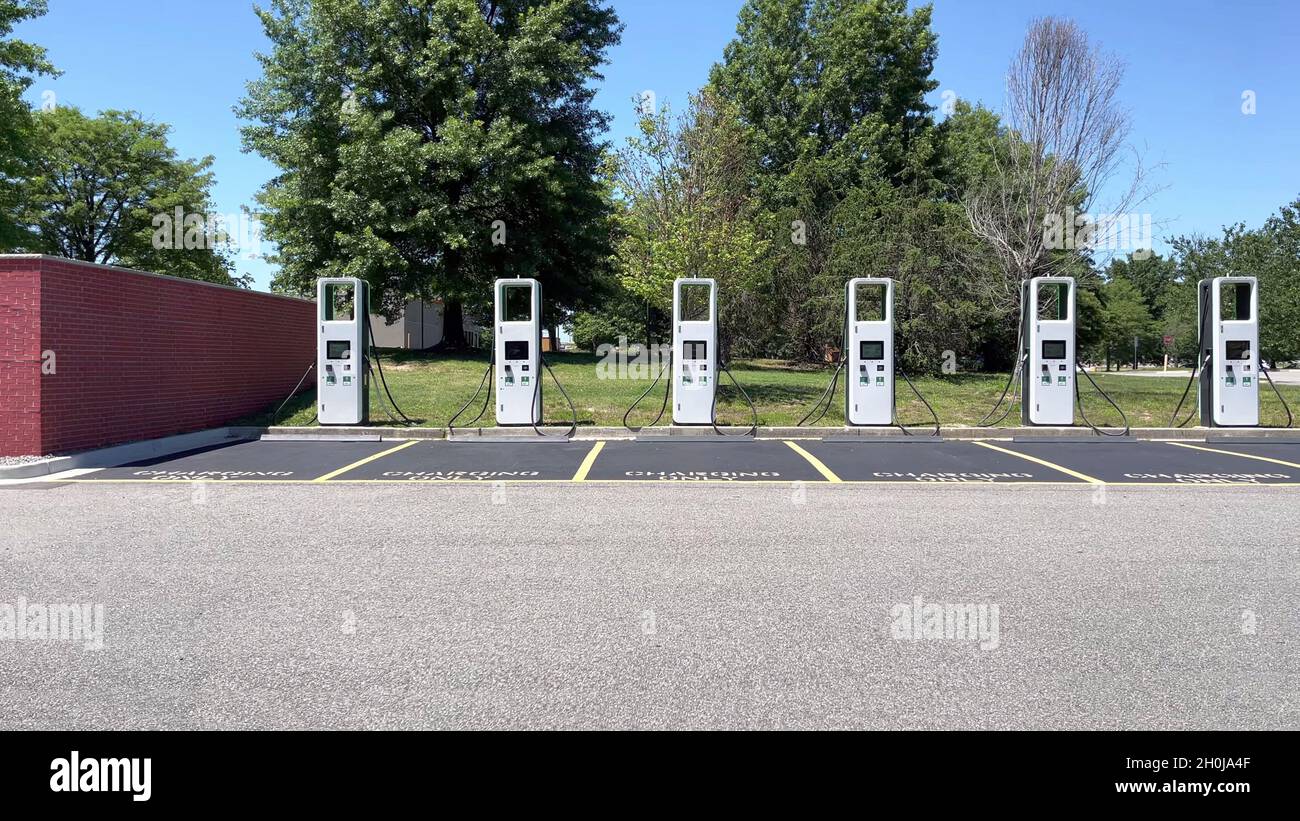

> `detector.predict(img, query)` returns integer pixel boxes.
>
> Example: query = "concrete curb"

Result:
[0,426,265,480]
[259,424,1300,441]
[264,426,446,440]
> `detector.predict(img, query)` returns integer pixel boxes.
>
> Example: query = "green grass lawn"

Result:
[247,349,1300,429]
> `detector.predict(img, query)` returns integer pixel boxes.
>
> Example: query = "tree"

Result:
[239,0,622,345]
[710,0,940,359]
[1168,197,1300,365]
[823,180,997,374]
[612,87,770,354]
[1093,276,1153,369]
[16,107,237,284]
[963,17,1153,314]
[0,0,56,250]
[1107,251,1177,321]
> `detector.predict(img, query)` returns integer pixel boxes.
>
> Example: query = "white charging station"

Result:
[1199,276,1259,427]
[317,277,369,425]
[495,277,543,426]
[672,278,718,425]
[845,278,894,426]
[1021,276,1075,426]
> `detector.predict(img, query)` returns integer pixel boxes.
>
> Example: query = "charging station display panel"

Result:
[1201,277,1259,426]
[671,279,718,425]
[1023,277,1075,426]
[317,278,369,425]
[846,278,894,426]
[494,279,543,425]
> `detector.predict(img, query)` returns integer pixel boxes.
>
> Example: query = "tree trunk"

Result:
[441,298,468,350]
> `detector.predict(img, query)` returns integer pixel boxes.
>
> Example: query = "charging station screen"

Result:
[683,340,707,360]
[326,341,352,360]
[859,341,885,360]
[504,340,530,360]
[1226,340,1251,360]
[1041,340,1067,360]
[503,285,532,323]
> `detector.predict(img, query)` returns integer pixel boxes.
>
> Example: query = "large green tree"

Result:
[15,107,236,283]
[0,0,55,250]
[1092,276,1153,369]
[709,0,940,359]
[240,0,622,345]
[612,88,771,355]
[1166,198,1300,365]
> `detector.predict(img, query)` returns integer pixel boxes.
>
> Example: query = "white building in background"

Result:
[369,297,563,351]
[369,298,485,350]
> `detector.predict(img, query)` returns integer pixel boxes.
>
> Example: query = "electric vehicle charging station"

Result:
[672,278,719,425]
[449,277,577,436]
[622,276,756,434]
[1199,277,1259,427]
[797,277,938,433]
[846,278,894,426]
[1021,276,1076,426]
[495,278,543,426]
[317,277,369,425]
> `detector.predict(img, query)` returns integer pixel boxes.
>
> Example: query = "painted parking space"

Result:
[1168,440,1300,471]
[997,440,1300,485]
[79,439,407,482]
[581,439,827,482]
[44,435,1300,486]
[801,439,1090,483]
[328,439,598,482]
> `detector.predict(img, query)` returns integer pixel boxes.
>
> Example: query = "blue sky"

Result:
[17,0,1300,291]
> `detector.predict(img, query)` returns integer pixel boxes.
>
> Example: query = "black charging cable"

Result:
[270,362,316,426]
[530,354,578,438]
[364,314,416,426]
[622,350,673,433]
[896,367,941,437]
[447,350,495,435]
[712,358,758,437]
[1074,364,1130,437]
[1259,364,1294,428]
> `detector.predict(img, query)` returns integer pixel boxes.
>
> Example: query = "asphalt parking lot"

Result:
[41,435,1300,486]
[2,437,1298,729]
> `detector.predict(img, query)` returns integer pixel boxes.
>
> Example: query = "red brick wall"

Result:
[0,256,315,456]
[0,259,41,456]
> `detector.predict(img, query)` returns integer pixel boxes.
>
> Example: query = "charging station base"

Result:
[1204,434,1300,444]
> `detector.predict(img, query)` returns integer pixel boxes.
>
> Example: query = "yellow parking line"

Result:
[312,440,419,482]
[785,440,843,483]
[971,440,1103,484]
[1165,441,1300,470]
[571,441,606,481]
